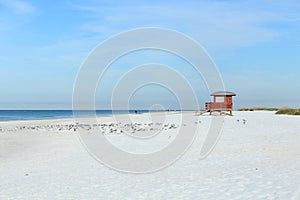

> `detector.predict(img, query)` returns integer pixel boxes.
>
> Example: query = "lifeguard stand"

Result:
[205,91,236,115]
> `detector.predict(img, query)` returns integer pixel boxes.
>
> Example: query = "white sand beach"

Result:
[0,111,299,199]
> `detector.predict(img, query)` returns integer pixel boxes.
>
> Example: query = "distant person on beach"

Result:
[134,110,138,114]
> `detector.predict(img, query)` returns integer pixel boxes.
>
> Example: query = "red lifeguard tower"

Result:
[205,91,236,115]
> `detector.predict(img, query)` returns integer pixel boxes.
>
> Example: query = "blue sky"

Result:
[0,0,299,109]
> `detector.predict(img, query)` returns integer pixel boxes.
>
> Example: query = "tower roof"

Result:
[210,91,236,96]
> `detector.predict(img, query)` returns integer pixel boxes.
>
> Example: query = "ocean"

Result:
[0,110,151,122]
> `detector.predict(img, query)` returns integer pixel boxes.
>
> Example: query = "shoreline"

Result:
[0,110,183,123]
[0,110,187,124]
[0,110,283,124]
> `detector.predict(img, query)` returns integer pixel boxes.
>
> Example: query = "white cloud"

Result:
[0,0,35,14]
[72,0,300,52]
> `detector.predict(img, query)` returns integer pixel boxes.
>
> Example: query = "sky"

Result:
[0,0,299,110]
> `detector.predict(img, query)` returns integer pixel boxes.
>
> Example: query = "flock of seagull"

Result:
[0,122,180,135]
[0,117,247,134]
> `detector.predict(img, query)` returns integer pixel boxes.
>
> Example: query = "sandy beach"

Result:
[0,111,299,199]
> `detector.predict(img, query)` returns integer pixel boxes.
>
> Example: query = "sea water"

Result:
[0,110,151,122]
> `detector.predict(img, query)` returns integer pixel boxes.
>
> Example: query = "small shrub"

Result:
[295,111,300,115]
[238,108,250,111]
[276,107,300,115]
[238,107,278,111]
